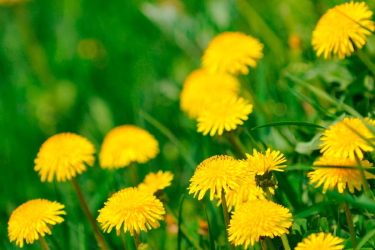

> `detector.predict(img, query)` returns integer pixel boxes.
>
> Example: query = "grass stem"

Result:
[344,201,357,248]
[133,231,141,249]
[39,237,50,250]
[221,190,235,250]
[280,234,291,250]
[71,178,110,250]
[356,49,375,77]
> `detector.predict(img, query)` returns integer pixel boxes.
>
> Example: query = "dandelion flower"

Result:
[320,117,375,160]
[312,1,375,59]
[34,133,96,182]
[99,125,159,169]
[8,199,66,248]
[188,155,250,201]
[243,148,287,175]
[197,96,253,136]
[220,173,265,210]
[202,32,264,75]
[308,155,375,193]
[228,199,293,248]
[295,232,344,250]
[138,170,174,194]
[97,187,165,236]
[180,69,240,118]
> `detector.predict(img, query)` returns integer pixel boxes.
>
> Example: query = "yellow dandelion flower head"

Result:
[188,155,250,201]
[295,232,344,250]
[97,187,165,236]
[228,199,293,248]
[202,32,264,75]
[243,148,287,175]
[34,133,96,182]
[320,117,375,160]
[99,125,159,169]
[180,69,240,119]
[8,199,66,248]
[197,96,253,136]
[312,1,375,59]
[309,155,375,194]
[138,170,174,194]
[220,173,265,210]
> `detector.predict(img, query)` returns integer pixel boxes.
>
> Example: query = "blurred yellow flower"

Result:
[138,170,174,194]
[202,32,264,75]
[99,125,159,169]
[188,155,250,200]
[180,69,240,119]
[309,155,375,193]
[0,0,29,5]
[312,1,374,59]
[34,133,96,182]
[228,199,293,248]
[295,232,344,250]
[243,148,287,175]
[320,117,375,160]
[97,187,165,236]
[8,199,66,248]
[197,96,253,136]
[220,173,265,210]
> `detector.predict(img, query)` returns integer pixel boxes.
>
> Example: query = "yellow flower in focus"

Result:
[197,96,253,136]
[295,232,344,250]
[180,69,240,118]
[243,148,287,175]
[138,170,174,194]
[99,125,159,169]
[312,1,374,59]
[188,155,250,200]
[228,199,293,248]
[221,173,265,210]
[309,155,375,193]
[97,187,165,236]
[34,133,96,182]
[202,32,264,75]
[8,199,66,248]
[320,117,375,160]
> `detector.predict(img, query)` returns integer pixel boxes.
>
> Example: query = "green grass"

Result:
[2,0,375,249]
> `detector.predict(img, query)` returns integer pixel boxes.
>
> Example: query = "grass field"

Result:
[2,0,375,249]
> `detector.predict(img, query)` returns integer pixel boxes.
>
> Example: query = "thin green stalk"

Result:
[265,237,276,250]
[221,190,235,250]
[71,178,110,250]
[227,132,248,158]
[280,234,291,250]
[39,237,50,250]
[133,232,141,249]
[354,154,371,196]
[260,239,268,250]
[130,163,140,186]
[121,231,127,250]
[344,201,357,248]
[356,48,375,77]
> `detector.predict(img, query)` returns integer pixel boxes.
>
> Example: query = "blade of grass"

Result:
[251,121,326,130]
[140,110,196,169]
[178,195,186,250]
[204,205,215,250]
[355,228,375,250]
[284,71,363,118]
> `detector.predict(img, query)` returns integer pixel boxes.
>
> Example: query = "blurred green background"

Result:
[2,0,375,249]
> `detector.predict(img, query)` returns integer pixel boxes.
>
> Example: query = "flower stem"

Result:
[39,237,50,250]
[344,201,357,248]
[356,49,375,77]
[121,231,128,250]
[280,234,291,250]
[130,162,140,185]
[221,190,235,250]
[260,239,268,250]
[354,154,371,196]
[226,132,247,158]
[71,178,110,250]
[133,231,141,249]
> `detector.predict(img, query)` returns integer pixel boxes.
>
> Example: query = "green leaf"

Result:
[251,121,326,130]
[319,217,329,233]
[204,205,215,250]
